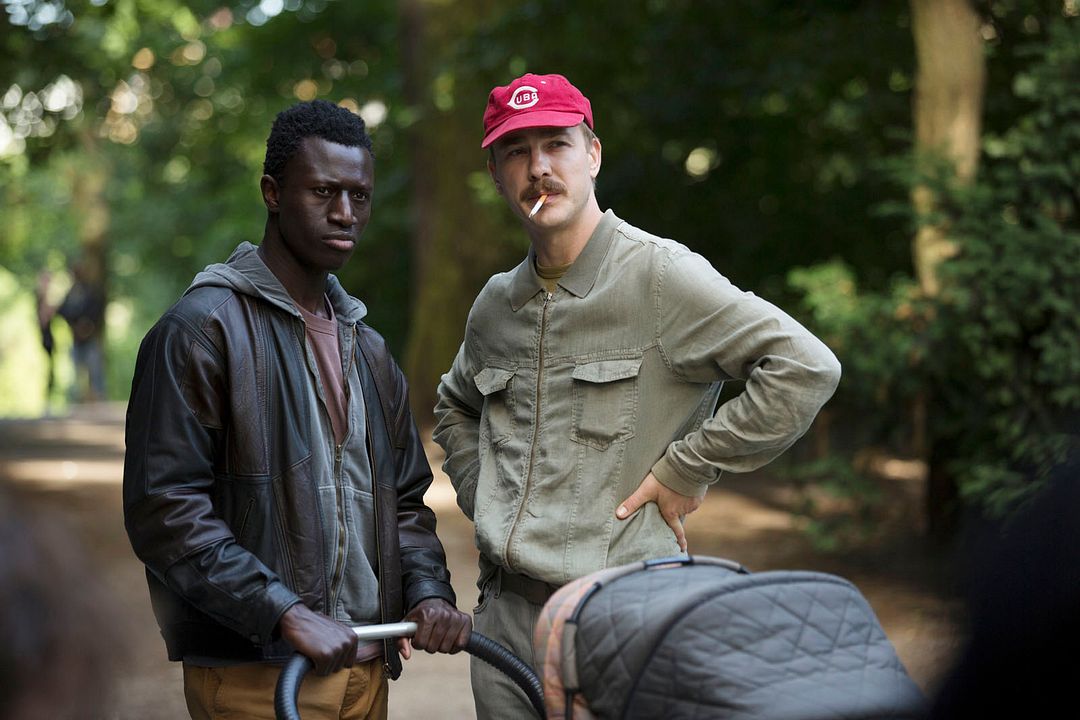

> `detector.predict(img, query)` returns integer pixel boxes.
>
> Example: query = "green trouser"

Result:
[471,573,546,720]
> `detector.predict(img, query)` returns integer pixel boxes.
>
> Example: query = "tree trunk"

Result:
[399,0,516,425]
[909,0,985,296]
[399,0,436,311]
[72,132,110,293]
[909,0,986,538]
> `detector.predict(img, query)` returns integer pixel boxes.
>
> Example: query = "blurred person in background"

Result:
[56,258,106,403]
[124,100,470,720]
[34,270,56,406]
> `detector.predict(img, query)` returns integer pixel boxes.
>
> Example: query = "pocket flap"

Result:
[473,367,515,395]
[571,357,643,384]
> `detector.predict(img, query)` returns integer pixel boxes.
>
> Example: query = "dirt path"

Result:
[0,406,962,718]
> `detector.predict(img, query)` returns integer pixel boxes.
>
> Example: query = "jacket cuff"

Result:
[405,580,457,613]
[651,454,711,497]
[255,581,302,646]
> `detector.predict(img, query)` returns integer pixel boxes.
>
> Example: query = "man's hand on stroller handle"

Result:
[278,603,358,676]
[398,598,472,659]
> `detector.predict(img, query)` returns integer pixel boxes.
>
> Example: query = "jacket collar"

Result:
[508,209,622,311]
[187,242,368,325]
[324,274,368,326]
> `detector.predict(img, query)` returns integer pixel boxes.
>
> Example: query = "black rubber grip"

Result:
[465,631,546,718]
[274,631,545,719]
[274,653,314,720]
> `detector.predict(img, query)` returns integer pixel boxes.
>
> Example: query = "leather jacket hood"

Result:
[186,242,368,324]
[124,243,453,679]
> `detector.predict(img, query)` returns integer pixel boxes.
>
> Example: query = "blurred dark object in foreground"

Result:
[931,453,1080,718]
[0,490,120,720]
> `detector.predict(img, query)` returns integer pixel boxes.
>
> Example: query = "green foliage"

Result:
[928,16,1080,514]
[0,156,81,279]
[788,10,1080,522]
[783,260,927,547]
[780,456,884,552]
[787,260,926,438]
[0,263,77,414]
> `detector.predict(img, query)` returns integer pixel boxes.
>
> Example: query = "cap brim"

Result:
[481,110,586,148]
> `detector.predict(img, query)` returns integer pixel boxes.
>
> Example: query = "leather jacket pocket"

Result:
[473,367,515,447]
[570,357,642,450]
[217,479,272,554]
[235,496,256,545]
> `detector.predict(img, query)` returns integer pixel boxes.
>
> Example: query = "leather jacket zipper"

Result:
[327,442,347,614]
[326,325,356,616]
[505,291,552,570]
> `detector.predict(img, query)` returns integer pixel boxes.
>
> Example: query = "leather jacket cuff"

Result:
[404,580,456,614]
[255,581,302,646]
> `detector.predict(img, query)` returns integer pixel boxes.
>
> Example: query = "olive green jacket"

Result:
[434,211,841,586]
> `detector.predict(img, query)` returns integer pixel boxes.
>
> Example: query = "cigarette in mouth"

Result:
[528,194,548,218]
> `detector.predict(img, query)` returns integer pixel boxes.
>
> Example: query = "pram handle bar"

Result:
[351,621,417,641]
[274,622,545,720]
[643,555,749,573]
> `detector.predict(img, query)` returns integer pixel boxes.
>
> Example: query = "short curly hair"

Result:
[263,100,374,182]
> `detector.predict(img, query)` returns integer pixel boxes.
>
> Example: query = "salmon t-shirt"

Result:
[296,297,348,445]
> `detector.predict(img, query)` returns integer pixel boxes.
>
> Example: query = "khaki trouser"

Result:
[183,659,387,720]
[471,573,545,720]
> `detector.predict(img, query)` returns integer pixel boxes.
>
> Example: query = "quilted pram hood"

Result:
[535,556,927,720]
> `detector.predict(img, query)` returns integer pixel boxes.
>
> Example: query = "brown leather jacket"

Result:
[123,244,453,679]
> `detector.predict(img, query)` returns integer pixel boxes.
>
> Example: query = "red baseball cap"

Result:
[481,73,594,148]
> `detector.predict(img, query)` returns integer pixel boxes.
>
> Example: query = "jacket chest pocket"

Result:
[570,357,642,450]
[474,367,516,447]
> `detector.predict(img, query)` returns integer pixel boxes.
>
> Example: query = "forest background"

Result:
[2,0,1078,536]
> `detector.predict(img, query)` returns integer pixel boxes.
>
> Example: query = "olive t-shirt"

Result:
[535,259,574,293]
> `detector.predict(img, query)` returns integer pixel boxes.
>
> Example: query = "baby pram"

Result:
[278,555,926,719]
[534,555,927,719]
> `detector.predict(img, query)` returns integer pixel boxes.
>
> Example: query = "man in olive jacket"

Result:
[124,100,470,720]
[435,73,842,719]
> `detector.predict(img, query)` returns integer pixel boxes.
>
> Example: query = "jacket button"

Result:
[250,634,260,643]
